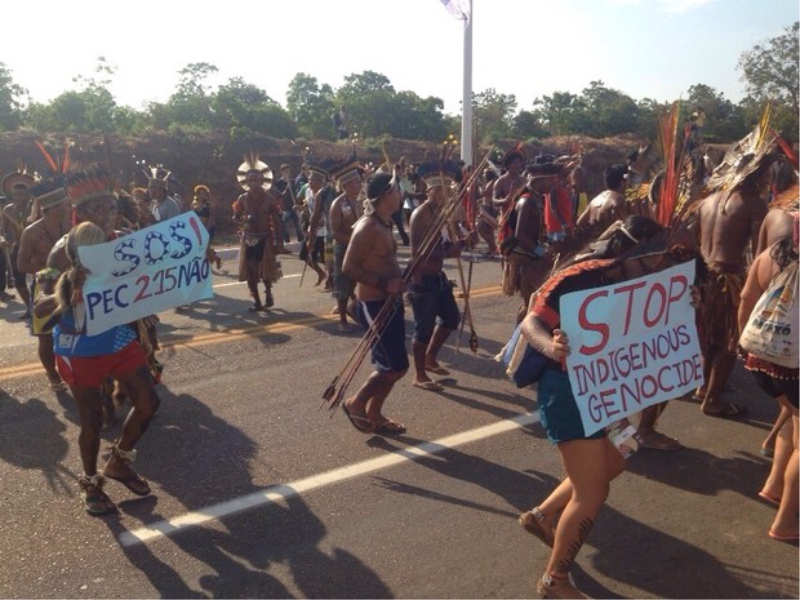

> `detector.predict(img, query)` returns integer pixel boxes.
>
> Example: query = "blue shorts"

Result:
[536,367,606,444]
[409,273,460,344]
[356,298,409,374]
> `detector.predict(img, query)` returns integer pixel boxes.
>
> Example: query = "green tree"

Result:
[212,77,295,138]
[513,109,550,140]
[337,71,398,139]
[738,22,799,140]
[26,58,120,133]
[160,62,219,131]
[0,63,26,131]
[579,81,639,138]
[286,73,336,140]
[472,88,516,143]
[532,91,588,136]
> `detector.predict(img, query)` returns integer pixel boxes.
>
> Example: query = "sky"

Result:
[0,0,796,116]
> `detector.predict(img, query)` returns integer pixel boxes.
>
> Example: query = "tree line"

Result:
[0,23,796,146]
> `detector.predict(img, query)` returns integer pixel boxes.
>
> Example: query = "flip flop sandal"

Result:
[702,402,748,420]
[342,404,374,434]
[373,420,407,435]
[104,471,151,496]
[768,529,799,542]
[79,474,117,516]
[519,508,555,548]
[103,446,151,496]
[412,380,444,392]
[758,491,781,506]
[426,366,450,376]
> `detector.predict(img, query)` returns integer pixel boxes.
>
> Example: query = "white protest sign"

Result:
[79,213,212,335]
[560,260,703,436]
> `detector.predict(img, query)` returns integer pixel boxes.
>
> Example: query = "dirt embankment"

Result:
[0,130,646,236]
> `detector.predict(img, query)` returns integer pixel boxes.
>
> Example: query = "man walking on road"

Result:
[342,170,408,435]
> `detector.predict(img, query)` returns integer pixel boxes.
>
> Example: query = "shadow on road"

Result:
[101,387,391,598]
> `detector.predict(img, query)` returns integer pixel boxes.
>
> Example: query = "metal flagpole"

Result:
[461,0,473,167]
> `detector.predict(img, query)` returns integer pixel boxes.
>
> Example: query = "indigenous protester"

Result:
[36,166,162,515]
[572,163,680,450]
[16,187,71,391]
[738,216,799,542]
[408,159,475,391]
[476,168,499,257]
[753,185,799,457]
[576,163,629,229]
[390,161,410,246]
[147,167,182,223]
[501,163,561,324]
[518,216,670,599]
[275,163,304,244]
[232,155,284,312]
[328,155,364,333]
[493,143,527,214]
[1,170,37,317]
[694,126,776,419]
[341,170,408,435]
[304,158,336,289]
[537,155,575,243]
[191,185,223,270]
[115,190,143,231]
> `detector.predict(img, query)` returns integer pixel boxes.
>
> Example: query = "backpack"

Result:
[740,262,799,369]
[500,321,549,387]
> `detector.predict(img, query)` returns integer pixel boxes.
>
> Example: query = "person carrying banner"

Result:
[232,155,284,312]
[408,159,475,391]
[738,217,799,543]
[341,170,408,435]
[517,215,668,599]
[35,165,161,515]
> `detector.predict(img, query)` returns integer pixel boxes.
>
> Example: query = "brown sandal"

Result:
[78,474,117,515]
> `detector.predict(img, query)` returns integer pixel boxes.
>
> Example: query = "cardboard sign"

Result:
[560,261,703,436]
[79,214,212,335]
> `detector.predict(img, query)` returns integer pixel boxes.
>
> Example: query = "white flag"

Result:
[440,0,470,26]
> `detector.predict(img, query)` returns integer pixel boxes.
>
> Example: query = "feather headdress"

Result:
[236,152,273,191]
[705,104,777,214]
[65,164,116,207]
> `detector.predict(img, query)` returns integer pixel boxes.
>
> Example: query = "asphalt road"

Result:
[0,241,797,599]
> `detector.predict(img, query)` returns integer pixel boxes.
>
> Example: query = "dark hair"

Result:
[366,172,393,202]
[579,216,665,262]
[770,235,799,270]
[604,164,628,190]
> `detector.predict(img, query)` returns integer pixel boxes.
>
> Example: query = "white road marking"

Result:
[118,411,540,547]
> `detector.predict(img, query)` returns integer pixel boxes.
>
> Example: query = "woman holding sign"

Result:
[518,215,667,599]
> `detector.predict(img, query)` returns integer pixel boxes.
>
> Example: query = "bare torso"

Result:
[755,207,796,255]
[329,193,362,246]
[17,218,66,274]
[698,189,767,272]
[577,190,626,227]
[493,172,525,208]
[344,214,403,302]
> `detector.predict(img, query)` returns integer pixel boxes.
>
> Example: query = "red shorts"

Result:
[56,341,148,389]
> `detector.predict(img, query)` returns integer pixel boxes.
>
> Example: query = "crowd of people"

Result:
[0,121,797,599]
